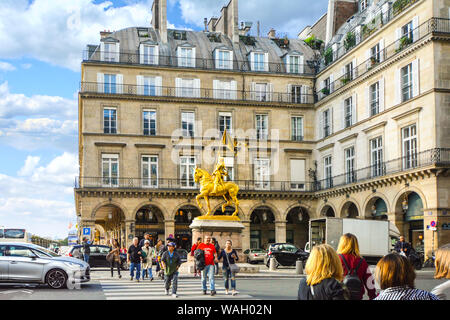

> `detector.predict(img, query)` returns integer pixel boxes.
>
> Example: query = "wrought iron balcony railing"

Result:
[83,50,317,76]
[80,82,316,105]
[75,148,450,193]
[318,18,450,102]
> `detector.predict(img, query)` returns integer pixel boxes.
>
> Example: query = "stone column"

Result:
[81,219,96,242]
[124,220,135,248]
[275,220,287,243]
[241,220,251,251]
[165,219,175,240]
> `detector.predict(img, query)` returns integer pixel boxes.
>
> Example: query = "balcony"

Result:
[82,51,317,76]
[79,82,316,105]
[317,18,450,102]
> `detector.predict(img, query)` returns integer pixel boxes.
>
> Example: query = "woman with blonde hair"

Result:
[431,244,450,300]
[297,244,347,300]
[374,253,438,300]
[337,233,376,300]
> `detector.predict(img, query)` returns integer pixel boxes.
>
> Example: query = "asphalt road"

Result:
[0,267,446,300]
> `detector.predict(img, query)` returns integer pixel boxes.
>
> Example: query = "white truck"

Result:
[307,218,399,264]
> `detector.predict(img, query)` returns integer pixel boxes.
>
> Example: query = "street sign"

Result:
[82,227,91,236]
[430,227,437,231]
[430,221,436,228]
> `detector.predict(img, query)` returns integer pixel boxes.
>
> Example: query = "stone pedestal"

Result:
[189,218,245,258]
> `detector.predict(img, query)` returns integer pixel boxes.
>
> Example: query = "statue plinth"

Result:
[189,217,245,259]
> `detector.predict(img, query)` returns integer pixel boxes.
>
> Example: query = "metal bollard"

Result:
[296,259,303,274]
[269,257,276,271]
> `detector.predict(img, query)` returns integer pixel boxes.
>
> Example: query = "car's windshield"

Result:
[283,245,298,252]
[32,245,59,257]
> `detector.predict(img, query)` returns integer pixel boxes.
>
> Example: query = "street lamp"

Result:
[371,205,377,216]
[148,210,153,220]
[188,211,192,221]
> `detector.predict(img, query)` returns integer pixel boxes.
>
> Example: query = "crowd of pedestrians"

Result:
[298,233,450,300]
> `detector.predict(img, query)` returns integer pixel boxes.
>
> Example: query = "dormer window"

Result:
[177,45,196,68]
[285,52,304,74]
[140,43,159,65]
[100,39,120,63]
[360,0,369,12]
[214,49,233,70]
[250,51,268,72]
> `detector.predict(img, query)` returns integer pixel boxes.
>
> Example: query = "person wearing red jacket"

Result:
[337,233,377,300]
[191,237,202,277]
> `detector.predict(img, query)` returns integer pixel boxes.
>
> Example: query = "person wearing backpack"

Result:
[337,233,376,300]
[298,244,348,300]
[191,238,202,277]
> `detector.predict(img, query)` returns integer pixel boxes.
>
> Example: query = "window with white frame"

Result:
[345,147,356,184]
[344,97,353,128]
[142,45,158,65]
[143,77,157,96]
[291,116,303,141]
[360,0,369,11]
[142,156,158,188]
[370,43,381,63]
[254,158,270,190]
[402,124,417,169]
[102,154,119,187]
[253,83,270,102]
[256,114,268,140]
[216,50,232,70]
[104,74,117,94]
[104,43,117,62]
[181,112,195,137]
[370,82,380,116]
[143,110,156,136]
[324,156,333,189]
[345,61,354,80]
[176,78,197,98]
[287,55,302,74]
[219,112,232,135]
[290,85,302,103]
[180,156,196,188]
[290,159,305,190]
[178,47,195,67]
[224,157,234,181]
[213,80,236,100]
[323,108,331,138]
[401,21,414,41]
[323,77,331,94]
[103,108,117,134]
[401,63,413,102]
[370,136,383,177]
[251,52,266,71]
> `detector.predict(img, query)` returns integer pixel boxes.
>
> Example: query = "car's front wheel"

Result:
[46,269,68,289]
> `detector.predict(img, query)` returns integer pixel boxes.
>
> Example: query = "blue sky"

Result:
[0,0,327,239]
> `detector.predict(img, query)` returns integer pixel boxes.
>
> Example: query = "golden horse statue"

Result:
[194,167,240,218]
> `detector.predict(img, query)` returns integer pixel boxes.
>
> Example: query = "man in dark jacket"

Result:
[212,238,220,275]
[128,237,143,282]
[394,236,412,256]
[139,233,152,248]
[157,235,176,278]
[161,242,182,298]
[81,237,91,263]
[298,277,347,300]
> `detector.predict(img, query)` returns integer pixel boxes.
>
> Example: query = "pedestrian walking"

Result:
[431,244,450,300]
[139,233,152,248]
[157,235,176,279]
[109,239,122,278]
[155,239,163,275]
[212,237,220,275]
[191,237,202,277]
[198,235,218,296]
[127,237,143,282]
[374,253,439,300]
[141,240,155,281]
[81,237,91,264]
[336,233,376,300]
[218,240,239,296]
[298,244,347,300]
[161,242,182,298]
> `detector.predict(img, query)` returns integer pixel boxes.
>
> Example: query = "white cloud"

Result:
[21,63,32,69]
[0,61,16,72]
[0,0,154,71]
[0,153,78,238]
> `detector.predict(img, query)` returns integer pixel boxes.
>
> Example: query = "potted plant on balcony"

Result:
[321,87,330,96]
[344,31,356,51]
[393,0,413,17]
[304,34,323,50]
[341,76,351,85]
[324,47,333,66]
[396,36,413,53]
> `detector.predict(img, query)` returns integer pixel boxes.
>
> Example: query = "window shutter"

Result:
[194,78,201,98]
[97,73,104,93]
[267,83,273,102]
[396,28,402,49]
[366,85,371,118]
[379,78,385,112]
[352,93,357,125]
[395,68,401,105]
[341,99,346,129]
[299,55,304,74]
[213,80,219,99]
[318,81,324,100]
[136,75,144,95]
[250,53,255,71]
[155,76,162,96]
[330,107,334,134]
[287,84,292,103]
[319,111,324,139]
[251,82,256,100]
[100,43,105,61]
[412,16,419,42]
[154,45,159,65]
[379,39,385,62]
[412,59,420,97]
[139,44,144,64]
[176,78,181,97]
[330,74,334,92]
[191,47,196,68]
[285,55,291,74]
[230,80,237,100]
[352,58,357,78]
[302,85,310,104]
[228,51,234,70]
[116,74,123,94]
[342,66,346,78]
[366,49,371,70]
[264,53,269,72]
[115,42,120,63]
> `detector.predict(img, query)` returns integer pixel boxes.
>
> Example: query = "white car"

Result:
[0,242,90,289]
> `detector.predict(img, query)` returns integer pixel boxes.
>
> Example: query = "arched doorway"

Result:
[396,192,424,252]
[286,207,310,250]
[365,197,388,220]
[135,205,165,246]
[341,202,358,218]
[321,205,335,217]
[175,205,202,250]
[250,206,276,250]
[94,205,126,246]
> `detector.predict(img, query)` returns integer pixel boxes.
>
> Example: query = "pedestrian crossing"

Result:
[99,277,255,300]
